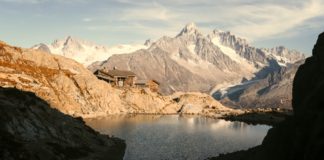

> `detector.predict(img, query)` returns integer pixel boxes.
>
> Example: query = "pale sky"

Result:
[1,0,324,55]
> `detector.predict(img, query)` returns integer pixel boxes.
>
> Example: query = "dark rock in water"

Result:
[0,87,126,160]
[210,32,324,160]
[221,108,292,126]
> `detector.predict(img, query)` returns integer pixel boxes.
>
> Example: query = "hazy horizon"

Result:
[1,0,324,55]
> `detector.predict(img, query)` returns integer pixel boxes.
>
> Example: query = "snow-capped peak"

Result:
[144,39,152,47]
[52,36,97,48]
[184,22,198,31]
[209,29,249,49]
[177,22,201,37]
[262,46,305,66]
[64,36,80,46]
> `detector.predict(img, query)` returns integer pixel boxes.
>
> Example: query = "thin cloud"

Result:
[228,0,324,40]
[82,18,93,22]
[0,0,90,4]
[1,0,323,51]
[109,0,324,41]
[0,0,43,3]
[120,3,178,21]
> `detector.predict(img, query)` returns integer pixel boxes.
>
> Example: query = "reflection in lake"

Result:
[85,115,271,160]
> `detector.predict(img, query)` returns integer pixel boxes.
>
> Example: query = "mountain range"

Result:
[33,22,305,108]
[32,36,149,66]
[89,23,304,94]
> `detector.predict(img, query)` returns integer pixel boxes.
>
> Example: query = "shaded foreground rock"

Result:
[210,32,324,160]
[0,87,125,160]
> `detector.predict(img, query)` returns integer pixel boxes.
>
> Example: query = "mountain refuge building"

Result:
[94,67,136,87]
[94,67,160,93]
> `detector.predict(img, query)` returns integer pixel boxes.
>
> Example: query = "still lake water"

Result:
[85,115,271,160]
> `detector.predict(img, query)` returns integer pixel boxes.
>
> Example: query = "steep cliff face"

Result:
[212,32,324,160]
[0,87,125,160]
[0,41,233,118]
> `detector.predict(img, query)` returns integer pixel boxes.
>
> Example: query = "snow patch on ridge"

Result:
[269,54,290,67]
[187,44,196,55]
[210,79,260,99]
[170,44,223,78]
[212,37,257,74]
[212,37,243,63]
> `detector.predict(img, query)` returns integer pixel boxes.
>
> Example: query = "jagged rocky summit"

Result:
[0,87,125,160]
[211,32,324,160]
[0,41,236,118]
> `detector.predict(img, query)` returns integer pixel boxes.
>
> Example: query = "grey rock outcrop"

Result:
[31,43,51,54]
[0,87,125,160]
